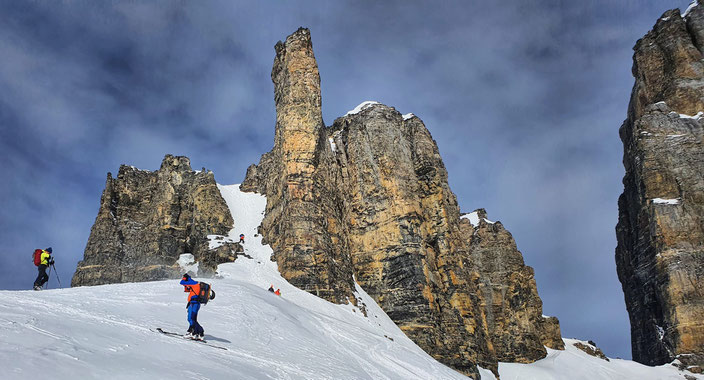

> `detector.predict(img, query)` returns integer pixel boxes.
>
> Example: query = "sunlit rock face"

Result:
[460,209,564,363]
[72,155,238,286]
[616,6,704,370]
[243,27,562,378]
[240,27,357,305]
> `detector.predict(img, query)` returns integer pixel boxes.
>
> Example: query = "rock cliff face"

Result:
[329,104,497,376]
[243,27,562,377]
[461,209,564,362]
[616,4,704,371]
[72,155,238,286]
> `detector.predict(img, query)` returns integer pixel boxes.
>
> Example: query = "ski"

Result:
[155,327,182,336]
[154,328,228,350]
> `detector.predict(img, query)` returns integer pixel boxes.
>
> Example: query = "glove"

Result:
[48,258,55,265]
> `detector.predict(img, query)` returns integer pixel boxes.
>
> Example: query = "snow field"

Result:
[483,338,702,380]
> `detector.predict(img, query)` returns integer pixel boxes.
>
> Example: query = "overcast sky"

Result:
[0,0,692,361]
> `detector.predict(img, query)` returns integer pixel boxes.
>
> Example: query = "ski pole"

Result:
[51,263,62,289]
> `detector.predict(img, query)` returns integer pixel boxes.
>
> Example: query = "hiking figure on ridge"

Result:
[180,273,215,340]
[33,247,54,290]
[239,234,245,244]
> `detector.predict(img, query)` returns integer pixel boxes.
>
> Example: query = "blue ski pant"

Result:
[187,302,204,336]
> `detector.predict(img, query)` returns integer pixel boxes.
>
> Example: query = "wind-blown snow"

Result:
[2,184,701,379]
[345,101,379,116]
[402,113,415,120]
[177,253,199,275]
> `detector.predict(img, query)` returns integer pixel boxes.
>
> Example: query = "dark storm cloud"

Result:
[0,0,692,362]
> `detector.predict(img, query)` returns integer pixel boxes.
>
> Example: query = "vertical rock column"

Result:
[254,28,356,303]
[616,7,704,370]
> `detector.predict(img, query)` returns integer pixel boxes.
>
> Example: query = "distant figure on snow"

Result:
[180,274,205,340]
[239,234,245,244]
[275,288,281,296]
[33,247,54,290]
[268,284,275,293]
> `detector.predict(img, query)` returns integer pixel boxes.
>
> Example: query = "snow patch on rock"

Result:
[684,0,699,18]
[345,101,380,116]
[461,212,480,227]
[461,211,496,227]
[678,111,704,120]
[652,198,681,205]
[207,234,237,249]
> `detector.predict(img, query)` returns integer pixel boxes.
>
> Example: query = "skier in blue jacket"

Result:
[180,274,204,339]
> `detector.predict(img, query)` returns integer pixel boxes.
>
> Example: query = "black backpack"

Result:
[197,282,215,304]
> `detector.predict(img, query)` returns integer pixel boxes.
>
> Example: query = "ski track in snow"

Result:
[1,183,702,379]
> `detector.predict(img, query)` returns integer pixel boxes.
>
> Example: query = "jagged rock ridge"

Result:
[243,27,562,378]
[72,155,239,286]
[616,4,704,372]
[461,209,564,363]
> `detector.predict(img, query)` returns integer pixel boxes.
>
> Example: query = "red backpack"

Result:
[32,249,42,266]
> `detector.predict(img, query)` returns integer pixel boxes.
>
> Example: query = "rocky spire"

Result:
[243,28,563,378]
[272,27,324,150]
[242,27,358,303]
[616,4,704,372]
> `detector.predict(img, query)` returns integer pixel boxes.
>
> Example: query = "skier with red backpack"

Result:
[180,273,215,340]
[32,247,54,290]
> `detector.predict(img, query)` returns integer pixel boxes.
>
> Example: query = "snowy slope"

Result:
[480,338,703,380]
[0,185,466,380]
[1,184,701,380]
